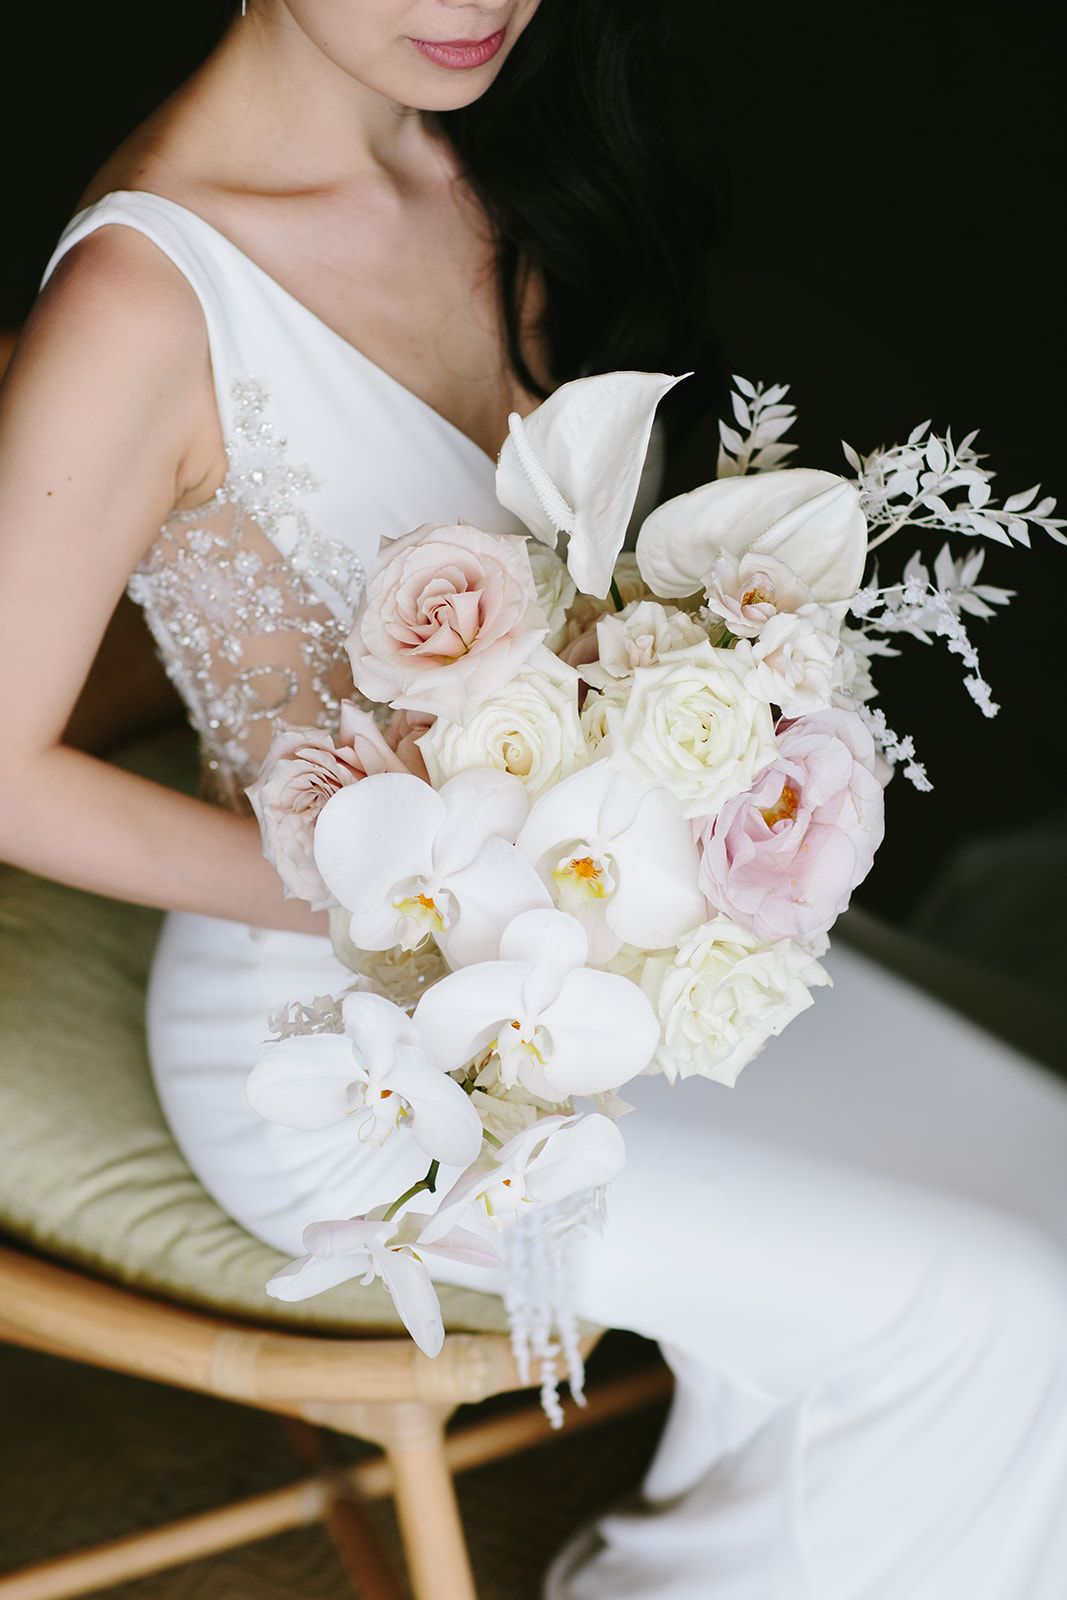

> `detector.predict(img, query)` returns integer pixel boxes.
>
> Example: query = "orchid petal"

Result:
[500,908,588,1016]
[539,969,660,1095]
[418,1225,502,1272]
[266,1249,368,1302]
[439,838,551,968]
[636,468,868,602]
[375,1244,445,1357]
[303,1218,389,1256]
[608,794,707,948]
[516,763,618,875]
[496,372,687,597]
[340,989,419,1060]
[525,1113,627,1203]
[314,773,441,915]
[246,1034,360,1131]
[413,960,529,1073]
[432,769,530,874]
[386,1045,484,1166]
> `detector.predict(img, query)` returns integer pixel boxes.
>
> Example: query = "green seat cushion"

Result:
[0,726,508,1337]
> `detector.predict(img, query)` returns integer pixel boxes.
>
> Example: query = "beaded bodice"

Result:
[42,190,527,815]
[126,381,364,810]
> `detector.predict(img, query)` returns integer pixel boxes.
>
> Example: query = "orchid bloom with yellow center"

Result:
[413,908,660,1103]
[246,990,483,1169]
[313,767,550,968]
[517,762,706,964]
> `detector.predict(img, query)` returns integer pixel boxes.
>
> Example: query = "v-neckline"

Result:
[96,188,511,473]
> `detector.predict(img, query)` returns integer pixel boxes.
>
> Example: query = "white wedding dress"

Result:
[44,193,1067,1600]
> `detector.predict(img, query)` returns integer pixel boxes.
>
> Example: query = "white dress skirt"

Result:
[147,907,1067,1600]
[43,191,1067,1597]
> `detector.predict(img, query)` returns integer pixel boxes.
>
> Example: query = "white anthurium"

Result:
[313,768,550,968]
[515,761,707,964]
[266,1213,499,1358]
[413,908,660,1101]
[635,467,868,604]
[247,990,483,1168]
[422,1113,627,1241]
[496,370,687,599]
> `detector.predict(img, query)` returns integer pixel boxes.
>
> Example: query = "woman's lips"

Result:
[409,28,506,70]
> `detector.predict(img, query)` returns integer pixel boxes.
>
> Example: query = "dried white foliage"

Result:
[267,992,349,1039]
[716,374,799,477]
[716,376,1061,785]
[843,422,1065,554]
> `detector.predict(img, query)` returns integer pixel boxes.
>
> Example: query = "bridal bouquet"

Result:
[246,371,1062,1408]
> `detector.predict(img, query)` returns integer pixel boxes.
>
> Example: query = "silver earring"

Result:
[241,0,247,13]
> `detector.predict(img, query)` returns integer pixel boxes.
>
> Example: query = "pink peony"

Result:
[246,701,411,909]
[696,709,885,943]
[348,523,547,722]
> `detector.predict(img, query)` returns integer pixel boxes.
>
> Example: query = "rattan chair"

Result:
[0,723,668,1600]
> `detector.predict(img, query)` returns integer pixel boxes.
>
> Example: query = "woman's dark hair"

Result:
[437,0,730,446]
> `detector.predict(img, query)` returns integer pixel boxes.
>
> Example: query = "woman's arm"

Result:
[0,228,326,934]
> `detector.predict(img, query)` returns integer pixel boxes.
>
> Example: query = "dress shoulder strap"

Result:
[40,190,279,441]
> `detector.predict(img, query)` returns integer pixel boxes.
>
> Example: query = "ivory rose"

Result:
[525,541,576,651]
[418,650,587,801]
[734,604,845,716]
[606,641,778,820]
[641,915,831,1086]
[696,708,885,942]
[348,523,547,722]
[246,701,411,909]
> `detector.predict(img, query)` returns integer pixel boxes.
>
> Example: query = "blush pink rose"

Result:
[246,701,410,909]
[348,523,547,722]
[696,708,885,943]
[385,707,434,784]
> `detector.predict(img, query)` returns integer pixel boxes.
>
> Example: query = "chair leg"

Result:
[385,1412,477,1600]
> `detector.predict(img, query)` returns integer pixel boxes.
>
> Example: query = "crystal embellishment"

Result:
[126,380,366,810]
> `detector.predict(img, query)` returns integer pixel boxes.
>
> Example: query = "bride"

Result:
[2,3,1065,1595]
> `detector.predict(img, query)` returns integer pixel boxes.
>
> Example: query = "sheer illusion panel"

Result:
[126,382,366,813]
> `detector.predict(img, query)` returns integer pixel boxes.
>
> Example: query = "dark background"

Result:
[1,3,1063,921]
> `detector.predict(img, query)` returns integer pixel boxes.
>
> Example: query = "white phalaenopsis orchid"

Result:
[496,370,686,599]
[266,1212,499,1358]
[636,467,868,604]
[422,1113,626,1241]
[313,768,550,968]
[247,990,483,1168]
[413,909,660,1100]
[516,762,707,964]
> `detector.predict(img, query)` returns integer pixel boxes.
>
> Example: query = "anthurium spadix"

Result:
[266,1213,499,1358]
[422,1113,627,1242]
[247,990,483,1168]
[313,768,550,968]
[413,908,660,1101]
[635,467,868,604]
[515,762,707,964]
[495,370,687,598]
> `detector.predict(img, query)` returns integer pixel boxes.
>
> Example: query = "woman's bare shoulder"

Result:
[25,223,207,380]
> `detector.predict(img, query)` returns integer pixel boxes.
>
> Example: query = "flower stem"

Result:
[609,576,625,611]
[383,1159,440,1221]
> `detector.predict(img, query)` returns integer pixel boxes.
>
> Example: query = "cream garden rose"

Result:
[641,915,831,1086]
[418,650,587,801]
[525,541,576,652]
[606,641,777,819]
